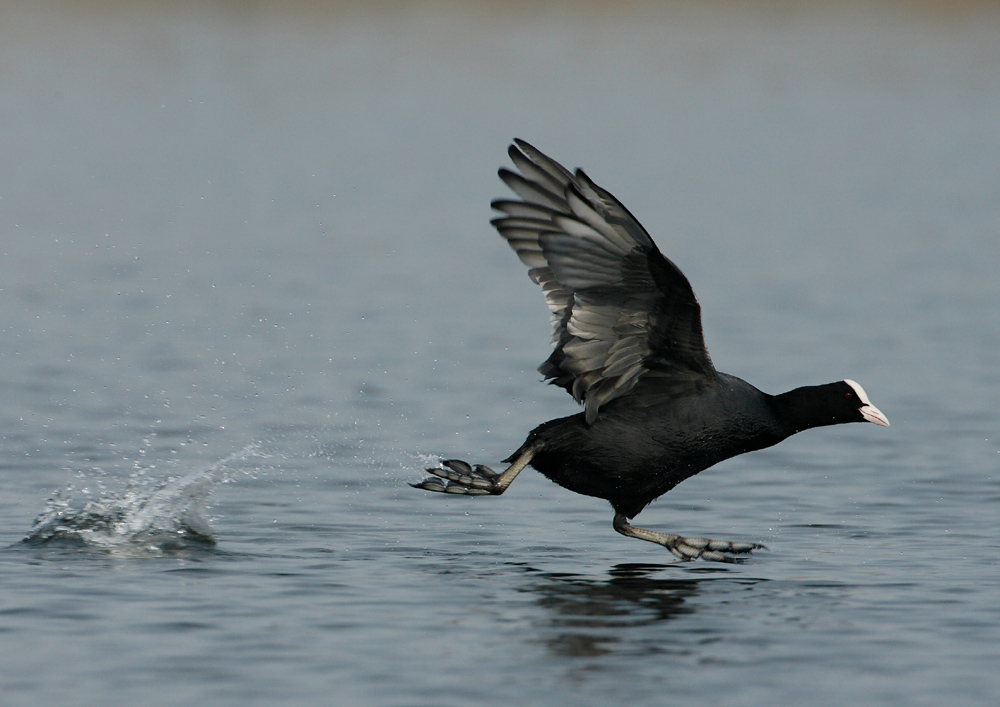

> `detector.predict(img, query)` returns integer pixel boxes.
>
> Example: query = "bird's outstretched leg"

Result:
[411,447,535,496]
[613,513,765,563]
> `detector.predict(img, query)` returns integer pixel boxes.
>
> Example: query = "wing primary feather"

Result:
[499,170,565,210]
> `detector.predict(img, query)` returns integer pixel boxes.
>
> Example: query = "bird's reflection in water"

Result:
[523,563,725,658]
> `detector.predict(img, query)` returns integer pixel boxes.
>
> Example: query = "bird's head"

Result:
[840,379,890,427]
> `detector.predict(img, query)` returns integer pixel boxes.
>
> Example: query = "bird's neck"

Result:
[769,384,841,435]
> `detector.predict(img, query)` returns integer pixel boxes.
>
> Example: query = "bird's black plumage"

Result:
[492,140,715,423]
[413,140,889,562]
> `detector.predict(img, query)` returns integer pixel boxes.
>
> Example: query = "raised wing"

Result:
[492,139,717,424]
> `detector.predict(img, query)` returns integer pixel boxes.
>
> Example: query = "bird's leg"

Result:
[613,512,764,563]
[411,447,535,496]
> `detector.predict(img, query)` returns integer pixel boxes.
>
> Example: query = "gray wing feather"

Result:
[492,139,716,423]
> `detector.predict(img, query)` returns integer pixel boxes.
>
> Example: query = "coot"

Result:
[413,140,889,562]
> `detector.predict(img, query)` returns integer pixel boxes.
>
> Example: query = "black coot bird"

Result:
[413,140,890,562]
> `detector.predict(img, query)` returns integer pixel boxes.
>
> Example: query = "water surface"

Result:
[1,2,999,705]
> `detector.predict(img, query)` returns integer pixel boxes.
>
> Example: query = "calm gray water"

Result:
[1,2,999,705]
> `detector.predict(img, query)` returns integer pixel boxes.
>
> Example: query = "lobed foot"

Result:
[662,535,765,563]
[410,459,502,496]
[613,512,765,563]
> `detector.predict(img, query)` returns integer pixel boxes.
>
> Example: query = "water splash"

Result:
[23,444,266,555]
